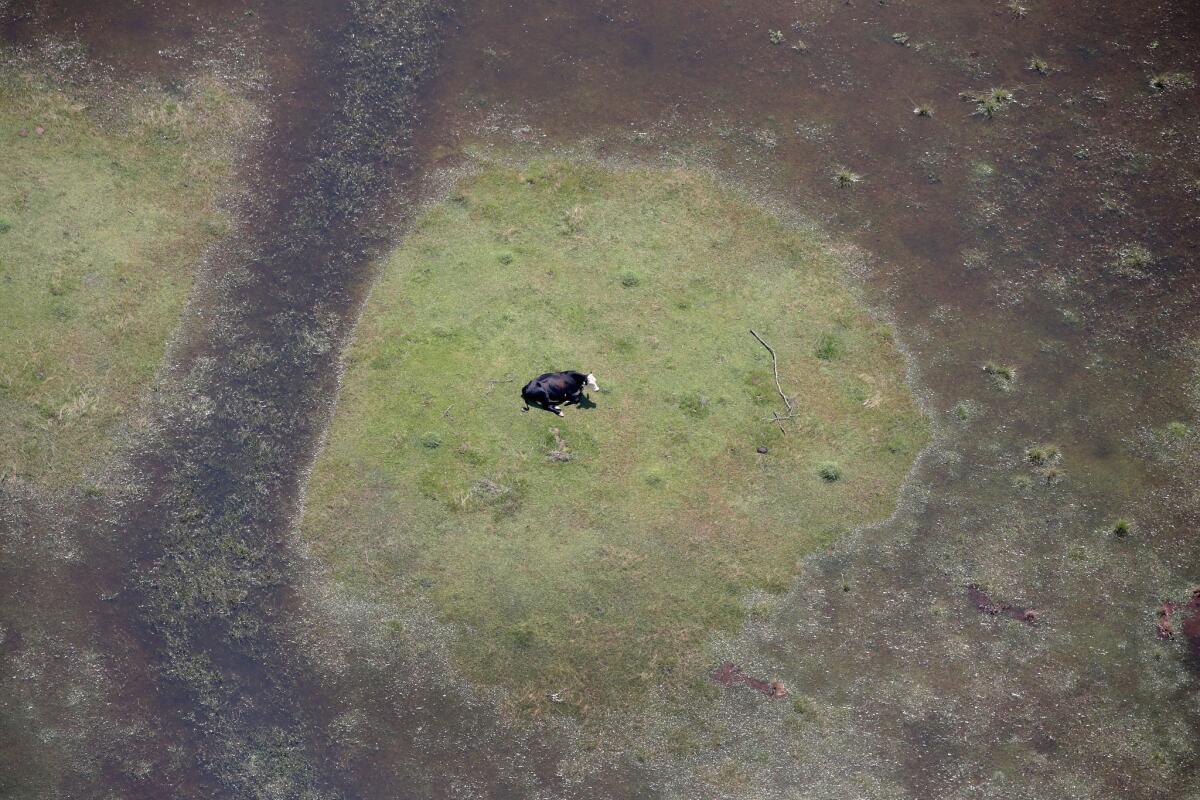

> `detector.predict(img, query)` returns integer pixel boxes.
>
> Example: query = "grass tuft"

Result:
[982,361,1016,389]
[1148,72,1195,92]
[816,462,842,482]
[833,167,864,188]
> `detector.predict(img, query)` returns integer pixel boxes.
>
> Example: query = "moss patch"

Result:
[302,160,928,715]
[0,70,248,484]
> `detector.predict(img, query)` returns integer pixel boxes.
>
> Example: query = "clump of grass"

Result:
[1114,243,1153,276]
[815,331,843,360]
[768,29,784,45]
[0,218,12,234]
[912,102,933,117]
[982,361,1016,388]
[1164,420,1191,439]
[619,270,641,287]
[1006,1,1029,17]
[1025,443,1061,466]
[969,161,996,180]
[1024,443,1065,485]
[816,462,842,482]
[1112,518,1132,537]
[677,393,711,417]
[892,32,910,46]
[1027,56,1051,75]
[1149,72,1195,92]
[833,167,863,188]
[964,87,1016,119]
[952,400,975,421]
[1040,466,1065,485]
[420,432,443,449]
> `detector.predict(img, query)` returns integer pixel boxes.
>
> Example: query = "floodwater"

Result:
[2,0,1198,798]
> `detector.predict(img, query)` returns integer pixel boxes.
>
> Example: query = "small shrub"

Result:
[768,29,784,45]
[497,251,514,265]
[817,462,842,482]
[619,270,641,288]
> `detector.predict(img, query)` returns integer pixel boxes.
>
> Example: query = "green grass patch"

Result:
[0,71,248,483]
[302,160,928,717]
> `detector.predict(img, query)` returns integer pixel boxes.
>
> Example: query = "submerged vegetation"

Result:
[0,71,248,484]
[302,160,927,716]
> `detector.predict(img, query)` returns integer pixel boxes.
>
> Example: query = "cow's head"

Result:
[586,373,600,392]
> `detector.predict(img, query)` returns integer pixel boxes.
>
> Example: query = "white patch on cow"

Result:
[586,373,600,391]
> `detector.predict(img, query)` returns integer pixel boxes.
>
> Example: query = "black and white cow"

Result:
[520,371,600,416]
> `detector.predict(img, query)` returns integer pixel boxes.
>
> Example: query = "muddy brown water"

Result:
[2,0,1199,798]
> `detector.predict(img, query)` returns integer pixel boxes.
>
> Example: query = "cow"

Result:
[520,371,600,416]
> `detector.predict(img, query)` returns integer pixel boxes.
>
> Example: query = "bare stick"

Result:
[750,329,794,414]
[484,374,516,395]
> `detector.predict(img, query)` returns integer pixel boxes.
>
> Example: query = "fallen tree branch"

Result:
[750,329,793,413]
[750,329,794,433]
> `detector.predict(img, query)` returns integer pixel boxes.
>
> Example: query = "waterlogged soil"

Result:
[1,1,1198,799]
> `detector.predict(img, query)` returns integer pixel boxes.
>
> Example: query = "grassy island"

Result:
[302,160,928,716]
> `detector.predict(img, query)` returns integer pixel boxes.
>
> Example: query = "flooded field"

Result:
[1,1,1197,798]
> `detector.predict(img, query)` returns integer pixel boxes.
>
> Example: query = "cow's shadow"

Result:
[525,393,599,415]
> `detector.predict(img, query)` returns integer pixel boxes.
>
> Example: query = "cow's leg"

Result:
[550,403,565,417]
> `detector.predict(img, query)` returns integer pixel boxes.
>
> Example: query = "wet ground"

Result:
[2,0,1198,798]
